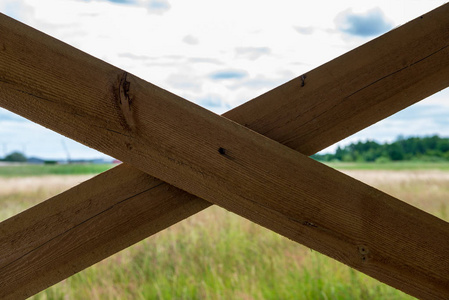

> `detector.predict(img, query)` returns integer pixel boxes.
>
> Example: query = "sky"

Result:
[0,0,448,160]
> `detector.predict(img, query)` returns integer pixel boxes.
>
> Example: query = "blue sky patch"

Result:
[105,0,135,4]
[148,0,170,10]
[336,8,393,37]
[210,70,247,80]
[0,108,28,122]
[198,97,222,108]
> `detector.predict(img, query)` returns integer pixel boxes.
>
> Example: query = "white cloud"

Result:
[335,7,393,37]
[167,72,203,92]
[294,26,315,35]
[235,47,271,60]
[0,0,34,21]
[1,0,447,158]
[182,35,199,45]
[0,118,107,159]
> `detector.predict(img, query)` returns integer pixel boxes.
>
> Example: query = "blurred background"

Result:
[0,0,448,162]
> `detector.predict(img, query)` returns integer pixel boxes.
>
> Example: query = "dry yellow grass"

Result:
[3,170,446,221]
[0,175,93,221]
[0,175,92,196]
[1,170,448,299]
[343,170,449,219]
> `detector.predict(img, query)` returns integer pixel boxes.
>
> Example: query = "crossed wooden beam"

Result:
[1,4,449,299]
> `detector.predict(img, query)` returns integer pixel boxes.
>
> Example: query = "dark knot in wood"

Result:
[301,74,307,87]
[116,72,136,131]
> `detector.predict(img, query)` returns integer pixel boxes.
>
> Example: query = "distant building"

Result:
[27,157,45,164]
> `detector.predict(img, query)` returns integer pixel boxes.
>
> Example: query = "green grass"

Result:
[30,206,418,300]
[323,161,449,171]
[0,163,115,177]
[2,165,448,299]
[1,161,448,178]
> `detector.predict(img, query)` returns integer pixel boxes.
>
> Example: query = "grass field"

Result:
[0,163,114,177]
[0,160,448,177]
[325,161,449,171]
[1,164,448,299]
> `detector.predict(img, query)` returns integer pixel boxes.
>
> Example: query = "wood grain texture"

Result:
[1,4,449,299]
[231,5,449,155]
[0,165,207,299]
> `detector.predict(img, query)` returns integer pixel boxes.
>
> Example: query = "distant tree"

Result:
[334,146,346,161]
[3,151,27,162]
[437,138,449,153]
[311,135,449,163]
[387,143,404,161]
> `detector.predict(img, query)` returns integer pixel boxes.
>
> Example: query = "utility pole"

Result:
[61,139,71,163]
[2,143,6,157]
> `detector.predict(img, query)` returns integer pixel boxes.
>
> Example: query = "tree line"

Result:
[312,135,449,162]
[1,151,27,162]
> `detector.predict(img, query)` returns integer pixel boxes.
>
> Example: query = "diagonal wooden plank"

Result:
[2,8,448,300]
[0,165,206,299]
[0,3,448,298]
[231,10,449,154]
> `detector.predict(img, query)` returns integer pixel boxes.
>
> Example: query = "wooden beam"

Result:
[0,165,207,299]
[231,5,449,155]
[1,5,449,158]
[0,4,446,298]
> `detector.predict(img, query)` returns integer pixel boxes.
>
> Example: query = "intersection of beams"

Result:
[0,4,449,300]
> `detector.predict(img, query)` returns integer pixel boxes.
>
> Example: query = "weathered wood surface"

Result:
[0,165,206,299]
[2,3,447,298]
[232,5,449,154]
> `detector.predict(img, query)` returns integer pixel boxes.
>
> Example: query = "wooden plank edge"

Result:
[0,4,446,298]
